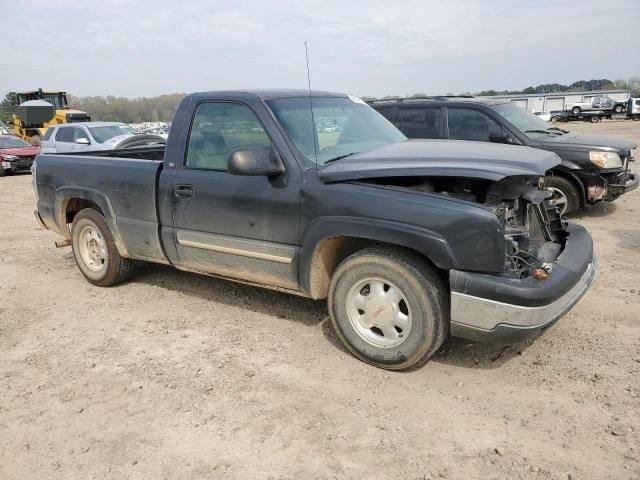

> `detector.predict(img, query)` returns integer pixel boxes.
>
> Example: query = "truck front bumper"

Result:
[607,172,638,197]
[449,223,596,344]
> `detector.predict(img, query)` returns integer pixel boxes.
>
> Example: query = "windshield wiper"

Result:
[524,129,561,135]
[324,152,358,164]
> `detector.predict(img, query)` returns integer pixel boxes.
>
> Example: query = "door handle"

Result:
[174,184,195,198]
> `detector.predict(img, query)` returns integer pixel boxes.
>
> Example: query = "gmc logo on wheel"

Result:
[372,306,386,318]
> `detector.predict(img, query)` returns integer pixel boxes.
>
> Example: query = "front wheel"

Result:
[589,115,600,123]
[71,208,134,286]
[545,175,581,215]
[571,106,581,115]
[328,247,448,370]
[614,105,623,114]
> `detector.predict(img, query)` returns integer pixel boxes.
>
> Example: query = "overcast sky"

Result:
[2,0,639,99]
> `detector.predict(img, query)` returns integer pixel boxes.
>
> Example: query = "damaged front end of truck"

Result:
[319,140,596,342]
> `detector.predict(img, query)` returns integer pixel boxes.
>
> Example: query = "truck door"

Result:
[169,101,301,291]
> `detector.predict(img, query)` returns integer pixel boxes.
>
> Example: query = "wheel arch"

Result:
[300,218,455,299]
[546,167,586,207]
[57,187,130,258]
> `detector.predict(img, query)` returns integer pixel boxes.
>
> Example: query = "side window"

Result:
[55,127,74,142]
[42,127,54,141]
[401,108,442,139]
[74,127,89,142]
[447,108,503,142]
[186,102,272,170]
[375,107,396,123]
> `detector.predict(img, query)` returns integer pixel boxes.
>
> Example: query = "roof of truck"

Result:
[191,89,349,100]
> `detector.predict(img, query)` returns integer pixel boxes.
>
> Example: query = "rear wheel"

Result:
[71,208,134,286]
[545,175,581,215]
[328,246,448,370]
[589,115,600,123]
[0,168,6,177]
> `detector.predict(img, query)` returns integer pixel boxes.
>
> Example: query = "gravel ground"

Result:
[1,120,639,480]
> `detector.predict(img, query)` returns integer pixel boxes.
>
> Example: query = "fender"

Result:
[299,216,457,296]
[55,186,131,258]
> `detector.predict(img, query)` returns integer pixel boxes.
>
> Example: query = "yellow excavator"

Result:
[11,89,91,144]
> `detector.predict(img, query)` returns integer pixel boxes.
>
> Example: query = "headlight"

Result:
[589,151,622,169]
[1,154,19,162]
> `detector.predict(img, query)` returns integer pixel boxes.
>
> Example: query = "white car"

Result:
[41,122,165,153]
[564,95,626,115]
[532,111,551,122]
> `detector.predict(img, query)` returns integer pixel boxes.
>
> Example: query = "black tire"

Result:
[71,208,134,286]
[545,175,581,215]
[589,115,600,123]
[328,246,448,370]
[0,168,6,177]
[614,104,623,114]
[550,116,559,123]
[571,106,581,115]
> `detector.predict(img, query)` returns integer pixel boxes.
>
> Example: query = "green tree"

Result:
[0,92,17,123]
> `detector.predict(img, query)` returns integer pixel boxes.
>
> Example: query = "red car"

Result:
[0,135,41,177]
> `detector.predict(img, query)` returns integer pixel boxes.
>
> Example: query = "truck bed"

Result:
[34,151,167,263]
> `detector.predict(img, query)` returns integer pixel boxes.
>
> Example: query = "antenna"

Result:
[305,41,319,165]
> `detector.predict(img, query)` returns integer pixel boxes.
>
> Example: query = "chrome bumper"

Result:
[450,255,596,341]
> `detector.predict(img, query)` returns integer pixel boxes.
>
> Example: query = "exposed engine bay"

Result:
[363,176,567,278]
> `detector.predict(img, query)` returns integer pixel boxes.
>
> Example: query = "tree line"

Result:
[0,92,186,124]
[1,77,638,124]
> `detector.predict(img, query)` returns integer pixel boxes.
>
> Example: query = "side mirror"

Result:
[489,132,509,144]
[76,137,90,145]
[228,147,284,177]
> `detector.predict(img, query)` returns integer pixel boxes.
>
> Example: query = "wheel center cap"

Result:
[367,298,394,325]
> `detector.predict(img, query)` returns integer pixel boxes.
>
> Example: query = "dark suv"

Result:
[371,97,638,214]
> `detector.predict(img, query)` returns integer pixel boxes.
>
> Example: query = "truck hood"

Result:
[539,132,637,154]
[318,140,561,183]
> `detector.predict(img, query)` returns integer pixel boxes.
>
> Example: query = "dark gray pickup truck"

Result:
[33,90,596,370]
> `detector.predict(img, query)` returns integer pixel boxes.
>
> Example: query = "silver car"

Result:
[41,122,165,153]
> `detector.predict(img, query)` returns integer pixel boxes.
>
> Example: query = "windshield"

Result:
[492,103,560,137]
[267,96,406,166]
[88,125,135,143]
[41,93,66,110]
[0,136,31,149]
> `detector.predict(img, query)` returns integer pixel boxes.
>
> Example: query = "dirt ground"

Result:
[1,120,639,480]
